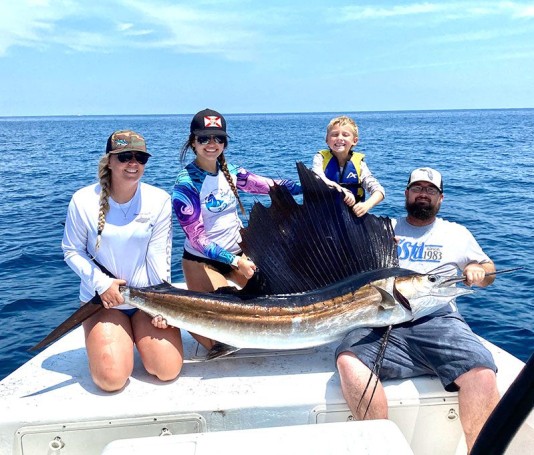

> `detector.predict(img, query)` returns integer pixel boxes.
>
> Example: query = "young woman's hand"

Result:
[151,314,169,329]
[237,255,257,279]
[100,279,127,308]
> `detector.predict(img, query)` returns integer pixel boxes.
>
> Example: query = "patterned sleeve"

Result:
[360,161,386,198]
[172,176,234,265]
[236,167,302,195]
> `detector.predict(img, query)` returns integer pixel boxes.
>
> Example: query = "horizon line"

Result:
[1,106,533,120]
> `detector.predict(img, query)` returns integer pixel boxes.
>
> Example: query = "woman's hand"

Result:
[99,279,127,309]
[236,255,257,279]
[151,314,169,329]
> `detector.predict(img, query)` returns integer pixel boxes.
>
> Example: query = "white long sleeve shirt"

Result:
[62,182,172,309]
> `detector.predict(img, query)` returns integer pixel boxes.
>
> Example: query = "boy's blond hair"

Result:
[326,116,359,139]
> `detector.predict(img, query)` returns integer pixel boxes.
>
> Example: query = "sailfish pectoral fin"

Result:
[205,342,241,361]
[393,282,412,311]
[370,285,397,310]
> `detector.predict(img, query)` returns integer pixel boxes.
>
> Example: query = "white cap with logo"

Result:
[407,167,443,193]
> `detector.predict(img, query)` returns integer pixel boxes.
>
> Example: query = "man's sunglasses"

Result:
[115,151,150,165]
[196,135,225,145]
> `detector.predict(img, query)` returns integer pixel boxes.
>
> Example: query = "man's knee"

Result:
[337,351,371,377]
[336,351,352,370]
[336,351,357,373]
[456,366,497,389]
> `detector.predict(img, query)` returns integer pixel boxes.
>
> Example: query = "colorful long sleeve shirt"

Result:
[172,161,301,265]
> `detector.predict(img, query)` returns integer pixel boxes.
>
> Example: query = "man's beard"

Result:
[406,200,439,221]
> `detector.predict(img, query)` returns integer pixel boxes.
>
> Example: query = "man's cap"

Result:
[190,108,228,137]
[106,130,151,156]
[407,167,443,192]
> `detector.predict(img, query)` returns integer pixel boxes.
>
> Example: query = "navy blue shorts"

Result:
[335,310,497,392]
[118,308,138,317]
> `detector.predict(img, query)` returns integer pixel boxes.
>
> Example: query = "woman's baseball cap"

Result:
[105,130,151,156]
[190,108,228,137]
[407,167,443,192]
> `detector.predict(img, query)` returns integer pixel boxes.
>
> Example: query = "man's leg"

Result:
[337,351,388,420]
[455,367,500,453]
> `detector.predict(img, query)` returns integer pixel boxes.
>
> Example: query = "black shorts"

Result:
[182,249,239,275]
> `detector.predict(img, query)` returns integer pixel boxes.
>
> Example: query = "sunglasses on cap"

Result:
[115,151,150,165]
[196,135,225,145]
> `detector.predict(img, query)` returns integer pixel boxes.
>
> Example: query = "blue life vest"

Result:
[319,149,365,202]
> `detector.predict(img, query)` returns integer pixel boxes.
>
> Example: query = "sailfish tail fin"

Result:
[29,297,103,351]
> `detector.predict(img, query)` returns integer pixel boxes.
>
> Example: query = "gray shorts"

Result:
[335,310,497,392]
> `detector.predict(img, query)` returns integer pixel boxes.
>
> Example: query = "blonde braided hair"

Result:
[94,154,112,252]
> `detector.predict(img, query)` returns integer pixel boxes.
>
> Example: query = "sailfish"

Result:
[31,163,476,356]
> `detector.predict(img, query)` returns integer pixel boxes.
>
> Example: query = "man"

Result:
[336,167,500,453]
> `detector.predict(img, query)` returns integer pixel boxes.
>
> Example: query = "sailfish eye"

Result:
[428,275,437,283]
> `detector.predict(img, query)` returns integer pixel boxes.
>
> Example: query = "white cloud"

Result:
[117,23,134,32]
[0,0,76,55]
[120,0,259,60]
[341,3,445,20]
[428,26,530,44]
[337,1,534,21]
[1,1,532,61]
[0,0,261,60]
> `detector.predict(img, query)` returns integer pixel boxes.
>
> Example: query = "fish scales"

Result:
[123,276,421,350]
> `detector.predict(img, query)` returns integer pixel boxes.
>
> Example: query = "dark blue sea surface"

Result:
[1,109,533,380]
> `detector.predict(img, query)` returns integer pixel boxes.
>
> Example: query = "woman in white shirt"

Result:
[62,130,183,392]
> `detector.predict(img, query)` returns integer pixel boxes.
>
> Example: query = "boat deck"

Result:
[0,326,532,455]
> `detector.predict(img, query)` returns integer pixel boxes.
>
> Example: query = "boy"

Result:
[312,116,385,217]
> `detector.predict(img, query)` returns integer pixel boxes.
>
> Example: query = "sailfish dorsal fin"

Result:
[239,162,398,295]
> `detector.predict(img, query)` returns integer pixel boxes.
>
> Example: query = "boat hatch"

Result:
[15,414,205,455]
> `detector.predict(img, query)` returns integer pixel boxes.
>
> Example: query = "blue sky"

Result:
[1,0,534,116]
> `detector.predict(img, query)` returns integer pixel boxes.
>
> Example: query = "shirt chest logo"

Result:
[397,239,443,263]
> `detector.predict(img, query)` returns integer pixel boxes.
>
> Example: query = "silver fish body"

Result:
[122,269,472,351]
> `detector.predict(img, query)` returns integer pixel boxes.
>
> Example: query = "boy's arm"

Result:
[312,152,344,190]
[352,191,384,217]
[352,162,385,217]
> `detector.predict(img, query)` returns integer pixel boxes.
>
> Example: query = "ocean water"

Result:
[1,109,533,381]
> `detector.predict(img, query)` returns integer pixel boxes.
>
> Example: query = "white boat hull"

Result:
[0,324,532,454]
